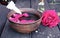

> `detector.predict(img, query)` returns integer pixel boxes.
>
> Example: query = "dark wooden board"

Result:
[1,20,31,38]
[0,4,10,36]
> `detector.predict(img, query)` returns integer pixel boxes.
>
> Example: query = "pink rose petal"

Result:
[13,13,23,18]
[16,20,21,23]
[23,13,29,17]
[9,17,18,22]
[20,20,27,24]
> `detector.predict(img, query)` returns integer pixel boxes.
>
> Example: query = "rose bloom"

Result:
[42,10,59,28]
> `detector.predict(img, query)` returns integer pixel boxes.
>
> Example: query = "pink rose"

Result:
[42,10,59,28]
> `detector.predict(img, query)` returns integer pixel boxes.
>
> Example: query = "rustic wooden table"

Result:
[0,0,60,38]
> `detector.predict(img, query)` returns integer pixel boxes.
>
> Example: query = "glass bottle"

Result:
[38,0,45,13]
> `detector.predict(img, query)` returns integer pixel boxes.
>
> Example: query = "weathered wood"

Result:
[47,0,60,12]
[32,25,60,38]
[1,20,31,38]
[0,4,10,36]
[31,0,39,9]
[15,0,30,8]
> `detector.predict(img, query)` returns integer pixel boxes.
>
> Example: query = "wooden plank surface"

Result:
[31,0,39,9]
[15,0,30,8]
[1,20,31,38]
[0,4,10,36]
[32,24,60,38]
[47,0,60,12]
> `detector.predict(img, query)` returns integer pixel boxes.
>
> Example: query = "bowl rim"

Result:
[7,8,42,25]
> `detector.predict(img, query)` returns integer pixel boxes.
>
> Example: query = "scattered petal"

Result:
[23,13,29,17]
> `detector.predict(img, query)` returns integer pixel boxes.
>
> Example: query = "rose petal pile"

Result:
[9,13,35,24]
[42,10,59,28]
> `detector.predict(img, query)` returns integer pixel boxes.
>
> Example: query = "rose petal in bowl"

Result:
[23,13,29,17]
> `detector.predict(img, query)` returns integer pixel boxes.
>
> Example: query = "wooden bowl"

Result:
[7,8,42,33]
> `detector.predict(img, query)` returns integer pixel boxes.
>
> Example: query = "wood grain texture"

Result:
[31,25,60,38]
[1,20,31,38]
[15,0,30,8]
[31,0,39,9]
[0,4,10,36]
